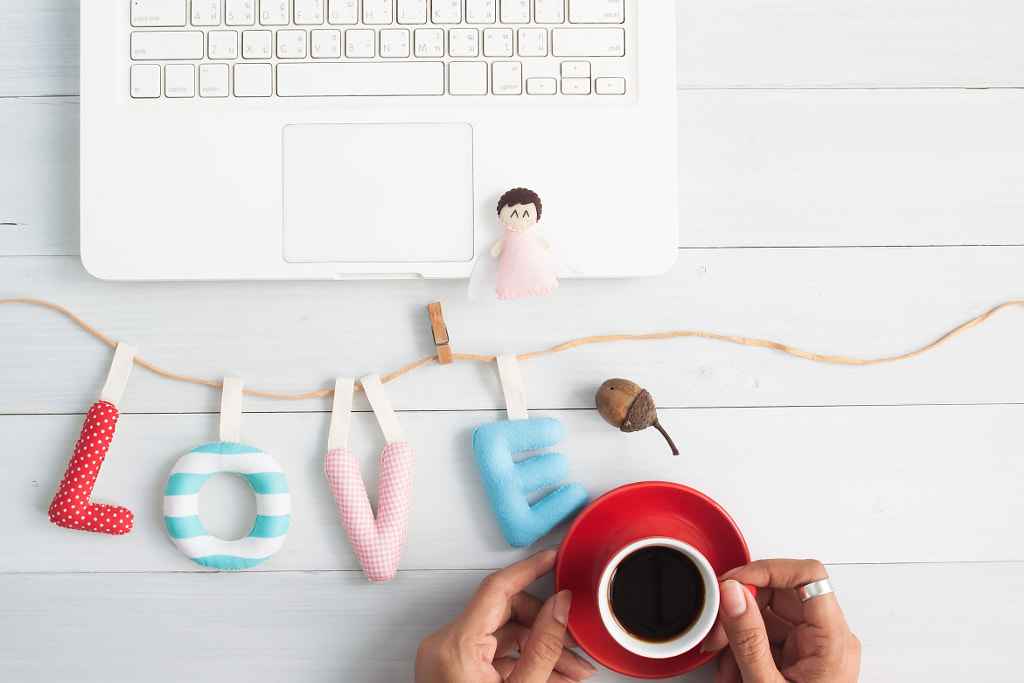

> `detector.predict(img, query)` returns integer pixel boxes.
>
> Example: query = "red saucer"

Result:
[554,481,751,679]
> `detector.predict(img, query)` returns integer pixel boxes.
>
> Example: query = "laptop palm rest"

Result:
[282,122,475,267]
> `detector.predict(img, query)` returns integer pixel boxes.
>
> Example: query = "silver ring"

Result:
[797,578,834,602]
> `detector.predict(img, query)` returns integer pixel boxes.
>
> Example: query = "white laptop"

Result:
[80,1,677,280]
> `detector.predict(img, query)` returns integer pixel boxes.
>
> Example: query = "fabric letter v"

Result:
[323,375,415,583]
[48,343,137,535]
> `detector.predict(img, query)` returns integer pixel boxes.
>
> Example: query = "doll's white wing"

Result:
[537,228,594,277]
[467,253,499,299]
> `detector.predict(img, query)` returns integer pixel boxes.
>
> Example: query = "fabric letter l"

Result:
[48,401,134,535]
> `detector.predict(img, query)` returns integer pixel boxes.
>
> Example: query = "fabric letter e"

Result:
[473,417,588,548]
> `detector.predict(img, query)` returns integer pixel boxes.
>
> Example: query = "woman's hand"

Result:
[700,559,861,683]
[415,548,597,683]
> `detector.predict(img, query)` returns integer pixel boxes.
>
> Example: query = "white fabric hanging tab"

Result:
[99,342,137,407]
[360,373,405,444]
[219,377,244,443]
[327,376,356,451]
[496,353,528,421]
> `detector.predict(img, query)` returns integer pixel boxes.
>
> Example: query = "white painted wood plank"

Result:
[0,569,705,683]
[3,250,1024,414]
[680,88,1024,247]
[3,405,1022,573]
[827,562,1024,682]
[1,563,1019,681]
[0,98,79,255]
[7,89,1024,257]
[0,0,79,97]
[677,0,1024,88]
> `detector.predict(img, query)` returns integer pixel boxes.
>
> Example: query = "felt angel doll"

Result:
[469,187,587,300]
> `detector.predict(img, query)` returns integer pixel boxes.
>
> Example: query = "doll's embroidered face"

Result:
[499,203,538,232]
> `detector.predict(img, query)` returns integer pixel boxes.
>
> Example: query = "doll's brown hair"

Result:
[496,187,542,220]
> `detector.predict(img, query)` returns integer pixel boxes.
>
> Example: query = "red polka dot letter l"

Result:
[48,343,137,535]
[48,401,134,535]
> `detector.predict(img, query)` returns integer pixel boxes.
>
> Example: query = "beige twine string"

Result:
[3,297,1022,399]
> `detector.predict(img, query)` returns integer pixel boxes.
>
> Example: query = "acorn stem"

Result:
[653,420,680,456]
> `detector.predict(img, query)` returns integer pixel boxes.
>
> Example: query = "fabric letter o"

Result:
[163,441,290,571]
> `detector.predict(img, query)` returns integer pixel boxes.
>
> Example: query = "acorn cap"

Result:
[621,388,657,433]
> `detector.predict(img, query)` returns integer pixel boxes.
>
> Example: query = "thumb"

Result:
[507,590,571,683]
[718,580,783,683]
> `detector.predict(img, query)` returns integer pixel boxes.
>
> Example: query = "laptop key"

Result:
[363,0,394,24]
[491,61,522,95]
[448,28,480,58]
[242,30,274,58]
[226,0,257,25]
[534,0,565,23]
[397,0,428,25]
[199,64,230,97]
[276,62,444,96]
[130,31,204,60]
[465,0,495,24]
[208,30,239,59]
[561,77,590,95]
[432,0,462,24]
[500,0,529,24]
[568,0,624,24]
[595,77,625,95]
[294,0,325,24]
[130,64,162,97]
[328,0,358,24]
[277,30,309,58]
[191,1,222,26]
[483,28,513,57]
[414,28,445,57]
[517,28,548,57]
[526,77,557,95]
[551,27,624,57]
[165,64,196,97]
[311,29,343,57]
[345,29,376,57]
[259,0,289,25]
[234,63,273,96]
[131,0,186,27]
[449,61,488,95]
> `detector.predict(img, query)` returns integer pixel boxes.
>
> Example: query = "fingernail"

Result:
[553,590,572,626]
[579,656,597,674]
[720,580,747,618]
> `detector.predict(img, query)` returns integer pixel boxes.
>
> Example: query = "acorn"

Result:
[595,379,680,455]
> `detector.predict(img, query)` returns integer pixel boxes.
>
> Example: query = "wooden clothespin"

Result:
[427,302,454,365]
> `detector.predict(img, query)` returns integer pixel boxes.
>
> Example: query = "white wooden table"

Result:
[3,2,1024,680]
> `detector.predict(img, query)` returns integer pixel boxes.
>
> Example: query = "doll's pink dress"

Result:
[495,228,558,299]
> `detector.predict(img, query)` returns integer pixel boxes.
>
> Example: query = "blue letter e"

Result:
[472,417,589,548]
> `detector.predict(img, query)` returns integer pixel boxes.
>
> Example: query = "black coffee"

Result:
[608,545,704,643]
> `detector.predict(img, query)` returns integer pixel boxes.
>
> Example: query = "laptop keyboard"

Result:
[128,0,631,99]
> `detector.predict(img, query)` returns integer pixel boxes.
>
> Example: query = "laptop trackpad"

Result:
[282,123,474,264]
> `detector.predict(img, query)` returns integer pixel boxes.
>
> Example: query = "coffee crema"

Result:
[608,545,705,643]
